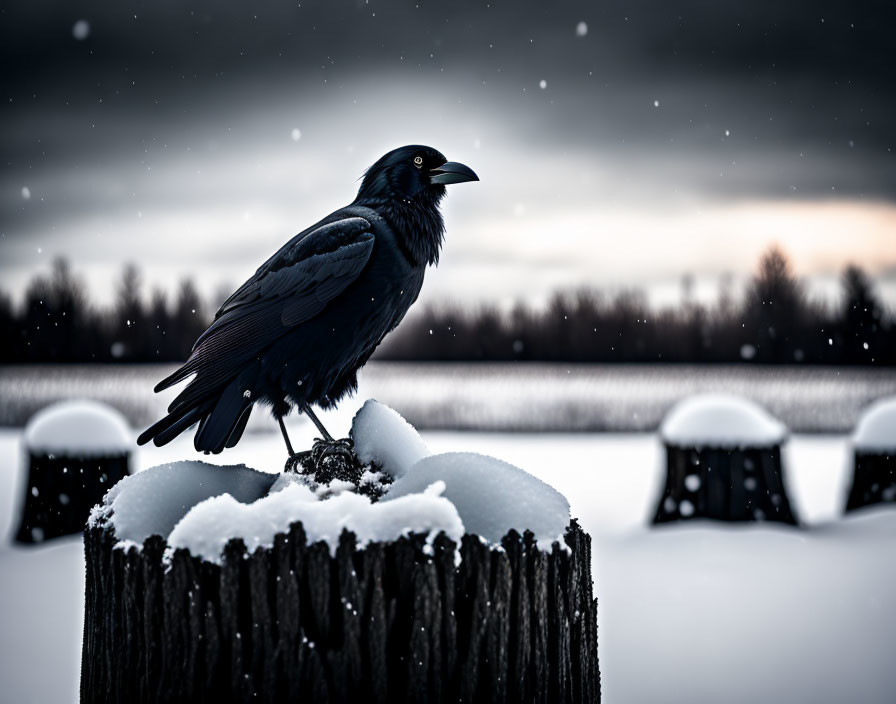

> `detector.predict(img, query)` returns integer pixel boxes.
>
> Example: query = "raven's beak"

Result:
[430,161,479,185]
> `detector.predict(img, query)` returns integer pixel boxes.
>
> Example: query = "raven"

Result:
[137,145,477,459]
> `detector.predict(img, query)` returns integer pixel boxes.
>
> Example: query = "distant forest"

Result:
[1,246,892,365]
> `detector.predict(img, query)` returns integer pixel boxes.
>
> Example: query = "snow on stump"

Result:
[81,402,600,703]
[845,397,896,512]
[652,394,798,525]
[15,400,132,544]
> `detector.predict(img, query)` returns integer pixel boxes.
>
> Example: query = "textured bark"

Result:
[14,452,129,543]
[845,452,896,512]
[653,444,798,525]
[81,520,599,703]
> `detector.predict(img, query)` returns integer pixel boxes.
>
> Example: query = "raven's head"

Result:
[354,145,477,266]
[356,145,478,204]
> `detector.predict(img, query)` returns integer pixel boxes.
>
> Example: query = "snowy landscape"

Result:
[4,0,895,700]
[2,388,895,703]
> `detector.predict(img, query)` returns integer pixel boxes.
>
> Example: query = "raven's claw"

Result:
[284,450,311,474]
[310,437,359,480]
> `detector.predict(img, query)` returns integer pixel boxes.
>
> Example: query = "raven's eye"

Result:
[413,156,424,168]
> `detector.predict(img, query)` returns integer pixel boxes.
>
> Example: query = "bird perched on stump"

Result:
[138,145,477,469]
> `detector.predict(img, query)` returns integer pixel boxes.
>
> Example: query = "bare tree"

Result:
[840,264,884,363]
[743,245,806,363]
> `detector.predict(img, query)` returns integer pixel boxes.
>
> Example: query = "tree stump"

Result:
[81,517,599,703]
[653,444,798,525]
[652,394,798,525]
[844,396,896,512]
[845,452,896,512]
[15,400,131,544]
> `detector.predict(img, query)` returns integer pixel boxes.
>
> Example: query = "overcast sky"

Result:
[2,0,894,311]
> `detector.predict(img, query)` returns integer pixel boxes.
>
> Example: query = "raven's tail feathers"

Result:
[153,359,200,394]
[225,405,253,449]
[136,403,208,447]
[193,378,253,454]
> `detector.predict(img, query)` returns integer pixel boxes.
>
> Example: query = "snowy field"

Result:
[3,362,896,432]
[1,422,894,703]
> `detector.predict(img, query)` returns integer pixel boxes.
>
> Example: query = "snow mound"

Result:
[168,480,463,563]
[352,399,430,477]
[24,399,132,457]
[661,393,787,448]
[95,460,462,562]
[853,397,896,452]
[95,402,575,561]
[385,452,570,547]
[95,461,277,544]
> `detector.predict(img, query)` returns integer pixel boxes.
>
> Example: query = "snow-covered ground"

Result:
[1,425,894,703]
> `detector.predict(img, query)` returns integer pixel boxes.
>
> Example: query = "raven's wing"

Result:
[156,215,375,410]
[214,215,373,319]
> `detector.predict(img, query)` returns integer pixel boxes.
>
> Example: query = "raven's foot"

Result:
[282,438,392,500]
[282,440,355,477]
[284,450,312,474]
[309,437,362,485]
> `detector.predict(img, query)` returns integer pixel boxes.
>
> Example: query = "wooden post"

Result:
[845,452,896,512]
[16,400,132,544]
[81,517,600,703]
[653,443,798,525]
[845,398,896,513]
[15,451,130,543]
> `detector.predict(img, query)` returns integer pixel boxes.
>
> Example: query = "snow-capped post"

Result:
[15,400,132,544]
[845,397,896,512]
[652,394,798,525]
[81,402,600,703]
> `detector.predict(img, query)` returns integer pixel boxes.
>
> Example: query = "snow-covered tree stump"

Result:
[15,400,131,544]
[82,513,598,703]
[81,403,599,703]
[81,523,600,702]
[652,394,798,525]
[845,398,896,512]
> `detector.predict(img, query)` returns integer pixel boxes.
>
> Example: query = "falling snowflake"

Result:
[21,186,31,200]
[72,20,90,41]
[538,79,547,90]
[653,99,660,107]
[291,128,302,142]
[576,21,588,37]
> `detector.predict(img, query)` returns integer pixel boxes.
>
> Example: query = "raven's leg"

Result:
[279,416,313,473]
[302,405,335,442]
[278,416,295,456]
[298,406,358,478]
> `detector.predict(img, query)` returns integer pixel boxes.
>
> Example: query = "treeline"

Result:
[0,246,892,365]
[379,247,894,366]
[0,259,207,363]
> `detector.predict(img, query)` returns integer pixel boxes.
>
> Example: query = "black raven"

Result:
[137,145,477,458]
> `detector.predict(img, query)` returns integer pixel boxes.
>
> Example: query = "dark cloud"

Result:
[4,1,892,83]
[1,0,894,305]
[2,0,892,188]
